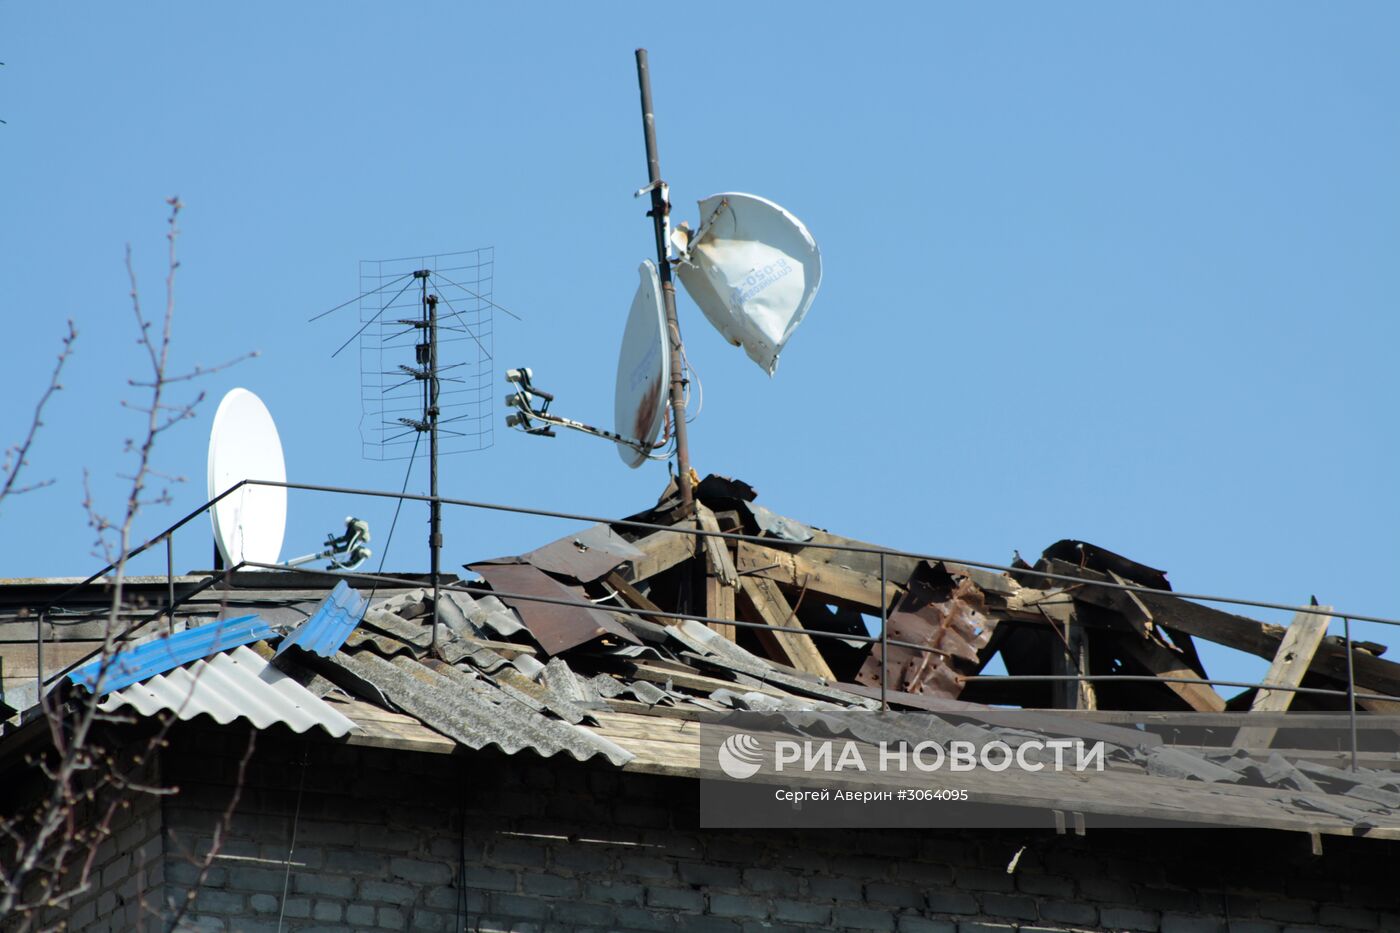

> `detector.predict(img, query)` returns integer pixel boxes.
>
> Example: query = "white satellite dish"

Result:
[613,260,670,468]
[674,193,822,376]
[207,388,287,568]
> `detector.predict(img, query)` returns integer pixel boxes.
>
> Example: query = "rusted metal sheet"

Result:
[856,561,991,697]
[468,561,641,657]
[519,523,646,583]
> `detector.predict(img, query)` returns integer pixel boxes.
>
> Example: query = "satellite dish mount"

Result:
[633,48,695,514]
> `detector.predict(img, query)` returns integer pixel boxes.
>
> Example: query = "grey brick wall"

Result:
[54,723,1400,932]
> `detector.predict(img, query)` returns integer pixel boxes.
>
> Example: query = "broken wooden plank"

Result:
[1236,605,1334,749]
[695,504,738,587]
[736,575,836,681]
[622,660,793,700]
[735,541,900,613]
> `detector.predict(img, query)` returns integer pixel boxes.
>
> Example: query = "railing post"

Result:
[879,551,888,712]
[1344,615,1358,771]
[166,533,176,634]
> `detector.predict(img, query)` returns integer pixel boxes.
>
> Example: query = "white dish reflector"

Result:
[614,260,670,469]
[207,388,288,568]
[675,192,821,375]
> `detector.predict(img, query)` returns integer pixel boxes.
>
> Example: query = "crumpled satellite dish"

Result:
[207,388,287,568]
[674,192,821,375]
[614,260,670,468]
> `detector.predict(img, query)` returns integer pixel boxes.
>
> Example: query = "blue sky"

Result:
[2,3,1397,687]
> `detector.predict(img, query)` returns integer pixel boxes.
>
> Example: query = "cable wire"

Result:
[367,431,422,604]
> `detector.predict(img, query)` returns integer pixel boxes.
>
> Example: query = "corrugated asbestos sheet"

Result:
[98,645,356,736]
[328,649,633,765]
[69,614,275,694]
[276,580,369,658]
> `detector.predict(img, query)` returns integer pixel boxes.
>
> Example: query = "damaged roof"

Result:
[5,475,1400,838]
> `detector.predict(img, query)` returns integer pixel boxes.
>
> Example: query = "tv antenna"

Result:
[505,50,823,516]
[314,248,497,653]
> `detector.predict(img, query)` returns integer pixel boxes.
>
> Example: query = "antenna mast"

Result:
[419,271,443,653]
[634,48,694,515]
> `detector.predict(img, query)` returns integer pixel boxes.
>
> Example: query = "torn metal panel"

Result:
[328,650,633,765]
[742,502,815,543]
[276,580,369,658]
[519,524,646,583]
[468,561,641,656]
[855,562,991,698]
[1041,540,1172,591]
[694,474,758,503]
[97,644,356,737]
[69,614,275,694]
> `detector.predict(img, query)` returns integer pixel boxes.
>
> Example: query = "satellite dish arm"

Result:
[505,367,669,458]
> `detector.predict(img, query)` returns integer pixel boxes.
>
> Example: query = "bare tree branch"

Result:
[0,321,77,509]
[0,198,253,930]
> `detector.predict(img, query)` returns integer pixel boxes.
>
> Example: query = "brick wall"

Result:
[100,724,1400,932]
[15,764,167,933]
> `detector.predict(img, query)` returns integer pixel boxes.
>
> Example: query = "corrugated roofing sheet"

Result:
[97,645,356,737]
[69,614,275,694]
[276,580,369,658]
[329,649,633,765]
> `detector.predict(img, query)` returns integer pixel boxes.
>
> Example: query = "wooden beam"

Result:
[736,576,836,681]
[695,504,738,586]
[696,504,738,641]
[1042,558,1400,700]
[622,661,792,700]
[621,526,695,584]
[1236,605,1333,748]
[735,541,900,613]
[1051,608,1097,711]
[705,575,736,642]
[602,572,674,628]
[1105,570,1154,638]
[1115,633,1227,713]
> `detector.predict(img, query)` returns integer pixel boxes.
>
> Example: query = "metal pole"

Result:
[1344,616,1358,771]
[166,534,176,634]
[35,611,44,710]
[879,551,889,712]
[634,48,694,515]
[427,286,442,657]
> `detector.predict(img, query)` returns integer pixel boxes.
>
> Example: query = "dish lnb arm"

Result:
[284,516,373,571]
[503,365,653,454]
